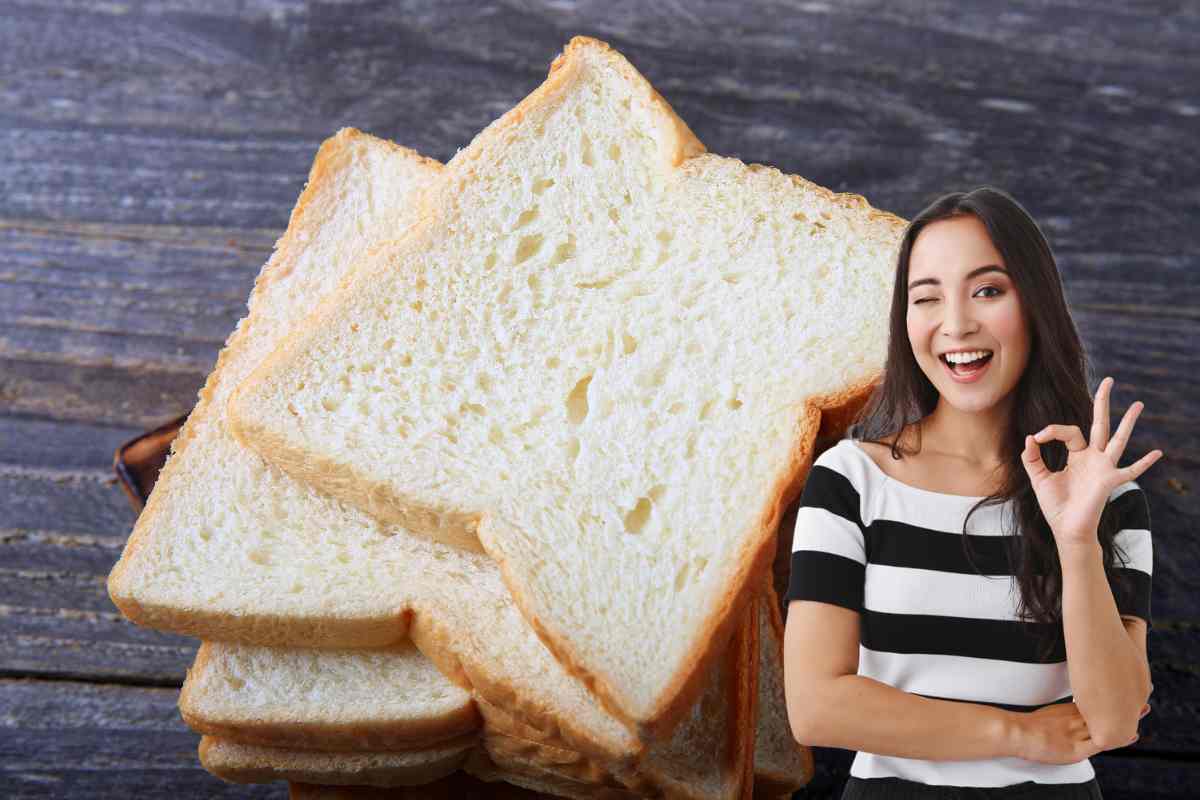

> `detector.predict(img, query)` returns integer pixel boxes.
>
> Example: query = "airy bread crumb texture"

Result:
[227,36,902,729]
[198,734,474,788]
[180,640,479,751]
[197,595,759,799]
[106,125,761,796]
[107,35,894,792]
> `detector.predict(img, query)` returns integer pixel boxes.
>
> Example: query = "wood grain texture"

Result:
[0,0,1195,796]
[0,678,277,798]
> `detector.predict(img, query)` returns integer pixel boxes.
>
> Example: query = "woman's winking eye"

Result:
[911,285,1004,305]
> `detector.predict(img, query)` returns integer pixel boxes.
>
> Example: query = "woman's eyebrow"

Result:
[907,264,1009,291]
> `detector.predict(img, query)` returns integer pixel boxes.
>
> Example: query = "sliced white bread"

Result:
[753,583,813,796]
[287,776,565,799]
[225,34,904,737]
[179,640,479,751]
[104,127,755,782]
[209,585,810,796]
[107,128,445,646]
[198,734,474,788]
[186,595,762,799]
[475,596,756,800]
[200,734,635,800]
[463,743,640,800]
[198,604,751,799]
[475,582,806,800]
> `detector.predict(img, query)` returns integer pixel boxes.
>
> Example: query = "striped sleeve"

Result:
[785,454,866,613]
[1106,481,1153,630]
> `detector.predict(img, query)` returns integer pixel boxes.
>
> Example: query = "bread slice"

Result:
[472,558,810,797]
[188,591,792,799]
[104,128,754,791]
[282,591,808,798]
[287,776,564,800]
[106,128,446,646]
[463,742,640,800]
[753,583,813,796]
[198,734,474,788]
[200,733,634,799]
[185,596,761,799]
[179,640,479,751]
[198,603,752,799]
[444,596,755,800]
[224,35,903,737]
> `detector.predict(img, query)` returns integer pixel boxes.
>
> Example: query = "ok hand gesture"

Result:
[1020,376,1163,550]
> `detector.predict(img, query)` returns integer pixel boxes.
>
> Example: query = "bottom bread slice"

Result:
[186,582,811,798]
[463,741,639,800]
[473,603,749,800]
[753,582,814,795]
[198,734,475,787]
[287,775,566,799]
[194,604,753,799]
[181,639,479,751]
[199,733,636,800]
[289,597,811,800]
[187,581,807,798]
[480,582,810,799]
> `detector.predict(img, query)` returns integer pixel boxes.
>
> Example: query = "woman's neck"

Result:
[916,396,1011,469]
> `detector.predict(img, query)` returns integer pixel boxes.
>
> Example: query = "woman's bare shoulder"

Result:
[853,426,917,469]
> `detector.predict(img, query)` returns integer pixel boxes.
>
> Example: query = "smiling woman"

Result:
[782,187,1156,800]
[905,213,1031,422]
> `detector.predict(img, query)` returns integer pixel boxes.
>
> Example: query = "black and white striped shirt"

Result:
[785,437,1153,787]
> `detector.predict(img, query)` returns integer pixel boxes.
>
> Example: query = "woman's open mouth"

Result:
[940,350,994,384]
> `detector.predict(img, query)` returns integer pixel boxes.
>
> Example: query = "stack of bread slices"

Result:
[107,35,905,799]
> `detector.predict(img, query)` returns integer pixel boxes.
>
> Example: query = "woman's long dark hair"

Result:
[847,186,1132,661]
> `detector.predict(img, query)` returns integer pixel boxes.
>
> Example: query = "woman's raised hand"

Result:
[1020,376,1163,549]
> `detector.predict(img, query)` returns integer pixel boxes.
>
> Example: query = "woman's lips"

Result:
[941,353,992,384]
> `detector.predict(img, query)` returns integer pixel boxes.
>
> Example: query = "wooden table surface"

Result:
[2,2,1197,798]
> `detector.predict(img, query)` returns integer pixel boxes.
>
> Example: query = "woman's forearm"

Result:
[1058,539,1152,747]
[792,673,1019,760]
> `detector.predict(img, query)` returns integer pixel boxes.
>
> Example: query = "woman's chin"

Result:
[935,378,1013,414]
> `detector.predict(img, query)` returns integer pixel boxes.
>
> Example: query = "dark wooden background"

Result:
[1,1,1196,797]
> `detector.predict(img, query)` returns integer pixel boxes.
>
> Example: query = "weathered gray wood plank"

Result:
[0,358,205,427]
[0,415,143,470]
[0,678,278,798]
[0,463,199,683]
[0,605,196,686]
[0,464,134,535]
[0,2,1193,243]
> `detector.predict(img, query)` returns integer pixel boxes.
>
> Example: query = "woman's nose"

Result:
[940,296,977,338]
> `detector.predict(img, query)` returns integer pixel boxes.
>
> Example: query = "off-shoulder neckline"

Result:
[840,438,991,501]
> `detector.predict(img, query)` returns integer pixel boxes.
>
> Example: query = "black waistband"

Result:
[841,775,1103,800]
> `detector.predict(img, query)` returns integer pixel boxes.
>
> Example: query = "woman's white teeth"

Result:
[944,350,993,364]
